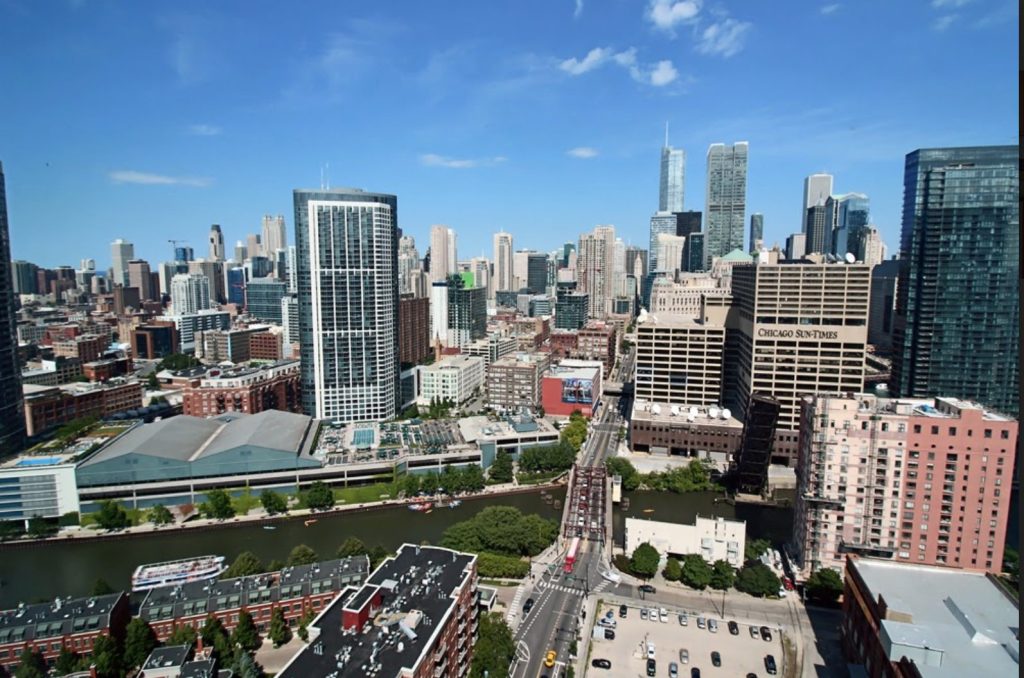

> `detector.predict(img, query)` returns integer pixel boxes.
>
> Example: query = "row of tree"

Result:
[439,506,558,577]
[517,440,576,474]
[559,411,588,452]
[398,465,487,497]
[628,542,783,598]
[606,457,719,493]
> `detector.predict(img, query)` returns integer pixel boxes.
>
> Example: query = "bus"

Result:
[564,536,581,573]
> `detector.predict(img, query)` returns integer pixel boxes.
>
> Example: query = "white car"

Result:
[659,608,668,623]
[678,613,688,626]
[649,607,659,621]
[646,642,656,660]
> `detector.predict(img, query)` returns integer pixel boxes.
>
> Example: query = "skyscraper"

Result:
[429,225,457,283]
[397,235,420,295]
[127,259,154,300]
[261,214,287,258]
[208,224,225,261]
[493,231,514,293]
[804,201,830,255]
[749,213,764,249]
[170,273,212,315]
[648,212,678,273]
[577,225,615,318]
[110,238,134,287]
[0,162,26,453]
[802,173,833,233]
[861,226,886,267]
[829,193,870,258]
[705,142,748,267]
[892,146,1019,416]
[294,187,399,422]
[659,133,685,213]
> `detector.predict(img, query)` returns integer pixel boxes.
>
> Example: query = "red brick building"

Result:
[249,330,283,361]
[576,320,617,376]
[399,295,431,366]
[52,333,107,364]
[181,360,302,417]
[83,355,133,382]
[540,359,603,418]
[23,380,144,436]
[547,329,578,360]
[131,321,179,360]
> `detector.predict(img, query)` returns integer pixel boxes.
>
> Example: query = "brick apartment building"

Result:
[576,320,617,376]
[249,330,283,361]
[486,353,550,413]
[51,334,107,364]
[181,360,302,417]
[399,295,431,366]
[23,379,144,436]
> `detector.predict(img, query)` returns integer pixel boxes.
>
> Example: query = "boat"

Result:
[642,509,655,514]
[425,509,433,514]
[131,555,226,592]
[262,525,277,530]
[408,502,433,512]
[447,499,462,509]
[304,519,318,526]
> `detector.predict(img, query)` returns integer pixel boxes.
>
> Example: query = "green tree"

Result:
[92,578,116,596]
[470,612,515,678]
[630,542,660,579]
[735,563,781,598]
[304,481,335,510]
[231,609,262,652]
[13,648,46,678]
[420,473,439,495]
[336,537,369,559]
[53,646,86,675]
[232,648,264,678]
[201,489,236,520]
[440,465,463,494]
[200,614,232,659]
[123,617,158,668]
[167,623,198,646]
[744,538,771,563]
[368,544,391,569]
[94,500,130,530]
[223,551,265,579]
[58,511,80,527]
[679,554,713,590]
[489,450,515,483]
[662,557,682,582]
[268,607,292,648]
[805,568,844,604]
[709,560,736,590]
[400,473,421,497]
[146,372,161,390]
[157,353,200,371]
[90,633,122,678]
[461,464,486,492]
[287,544,318,566]
[149,504,173,525]
[475,552,530,578]
[259,490,288,515]
[605,457,640,491]
[267,559,285,572]
[296,607,317,642]
[26,516,56,538]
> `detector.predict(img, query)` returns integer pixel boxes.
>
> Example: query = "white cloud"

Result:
[647,0,702,32]
[932,14,957,30]
[567,147,599,158]
[419,154,506,169]
[186,123,221,136]
[109,170,212,187]
[932,0,972,7]
[696,18,752,57]
[574,0,583,19]
[820,3,841,14]
[559,47,611,75]
[649,60,679,86]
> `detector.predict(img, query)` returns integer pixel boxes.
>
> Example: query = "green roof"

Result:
[720,248,754,262]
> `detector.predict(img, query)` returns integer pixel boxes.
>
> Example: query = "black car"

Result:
[760,626,773,642]
[604,628,616,640]
[619,604,628,618]
[523,598,534,614]
[711,651,721,667]
[690,669,701,678]
[765,654,777,675]
[746,674,758,678]
[591,658,612,669]
[646,658,657,677]
[728,620,739,635]
[639,584,657,594]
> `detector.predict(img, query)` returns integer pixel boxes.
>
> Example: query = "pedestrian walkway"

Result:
[507,584,527,626]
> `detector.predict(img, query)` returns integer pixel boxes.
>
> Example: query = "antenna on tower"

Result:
[325,162,330,189]
[664,121,669,147]
[320,165,324,190]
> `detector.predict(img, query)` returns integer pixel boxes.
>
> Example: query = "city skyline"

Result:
[0,2,1016,268]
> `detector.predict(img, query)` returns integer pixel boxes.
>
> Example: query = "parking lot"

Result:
[586,599,784,678]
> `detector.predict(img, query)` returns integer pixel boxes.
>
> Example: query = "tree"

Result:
[92,578,115,596]
[709,560,736,590]
[735,563,781,598]
[232,648,264,678]
[461,464,486,492]
[400,473,421,497]
[744,538,771,564]
[53,646,86,675]
[470,612,515,678]
[368,544,391,569]
[605,457,640,491]
[336,537,369,559]
[231,609,262,652]
[679,554,713,590]
[27,516,56,538]
[94,500,130,530]
[90,633,122,678]
[146,372,161,390]
[662,557,682,582]
[201,615,232,659]
[123,618,158,669]
[201,489,235,520]
[157,353,200,371]
[630,542,660,579]
[268,606,292,647]
[260,490,288,515]
[167,623,198,646]
[304,481,335,511]
[267,559,285,572]
[149,504,173,525]
[13,648,46,678]
[805,568,844,604]
[489,450,514,483]
[223,551,265,579]
[287,544,318,566]
[420,473,439,495]
[296,607,317,642]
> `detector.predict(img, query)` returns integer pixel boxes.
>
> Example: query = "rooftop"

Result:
[852,558,1019,676]
[0,593,125,644]
[279,544,476,678]
[140,558,369,623]
[631,400,743,429]
[425,355,485,371]
[141,645,191,672]
[546,359,602,380]
[458,415,559,442]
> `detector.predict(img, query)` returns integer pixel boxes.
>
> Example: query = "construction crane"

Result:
[168,239,190,260]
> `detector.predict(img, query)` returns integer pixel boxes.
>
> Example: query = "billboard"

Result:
[562,378,594,404]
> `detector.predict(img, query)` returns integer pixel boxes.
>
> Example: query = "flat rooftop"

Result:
[546,361,602,380]
[458,415,559,442]
[853,558,1019,676]
[632,400,743,429]
[279,544,476,678]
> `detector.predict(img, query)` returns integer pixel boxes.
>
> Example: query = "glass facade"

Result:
[294,188,399,422]
[446,275,487,347]
[245,278,287,323]
[659,145,685,213]
[749,213,763,248]
[892,146,1019,416]
[648,212,677,273]
[704,142,748,266]
[0,162,26,453]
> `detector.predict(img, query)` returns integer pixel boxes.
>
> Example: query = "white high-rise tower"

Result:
[429,225,457,283]
[659,124,685,213]
[493,231,514,293]
[802,173,834,233]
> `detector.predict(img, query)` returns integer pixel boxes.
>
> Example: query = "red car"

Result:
[783,578,794,591]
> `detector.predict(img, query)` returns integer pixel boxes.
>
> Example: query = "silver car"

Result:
[668,661,679,678]
[679,648,689,664]
[708,618,719,633]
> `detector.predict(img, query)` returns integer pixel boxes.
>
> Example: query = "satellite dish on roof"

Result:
[721,408,731,420]
[844,252,856,264]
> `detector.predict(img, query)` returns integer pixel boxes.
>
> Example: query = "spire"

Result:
[664,121,669,148]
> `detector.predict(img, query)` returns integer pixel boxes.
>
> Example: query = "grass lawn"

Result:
[332,482,397,504]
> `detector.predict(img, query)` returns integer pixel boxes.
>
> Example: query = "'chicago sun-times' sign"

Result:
[757,328,840,340]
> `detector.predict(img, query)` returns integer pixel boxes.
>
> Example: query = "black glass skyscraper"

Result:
[0,162,26,453]
[892,146,1019,416]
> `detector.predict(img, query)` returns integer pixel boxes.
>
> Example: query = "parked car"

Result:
[523,598,534,614]
[696,616,706,630]
[647,642,656,660]
[598,617,616,628]
[639,584,657,594]
[708,619,718,633]
[728,621,739,635]
[711,651,722,667]
[760,626,773,642]
[591,658,612,669]
[669,661,679,678]
[619,604,628,618]
[749,626,761,639]
[765,654,777,675]
[659,608,669,623]
[604,628,616,640]
[646,659,657,677]
[640,608,649,620]
[690,669,701,678]
[678,612,688,626]
[649,607,659,621]
[679,648,689,664]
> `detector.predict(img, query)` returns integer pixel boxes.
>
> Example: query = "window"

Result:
[931,426,939,435]
[1000,430,1009,439]
[984,429,992,438]
[913,425,922,434]
[948,427,956,436]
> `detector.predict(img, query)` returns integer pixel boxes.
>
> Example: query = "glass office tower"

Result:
[704,142,748,267]
[0,162,26,453]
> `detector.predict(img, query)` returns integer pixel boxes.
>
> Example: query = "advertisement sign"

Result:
[562,378,594,404]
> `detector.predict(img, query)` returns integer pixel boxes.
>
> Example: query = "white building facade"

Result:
[625,516,746,567]
[417,355,485,406]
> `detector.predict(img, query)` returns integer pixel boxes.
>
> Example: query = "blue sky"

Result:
[0,0,1017,269]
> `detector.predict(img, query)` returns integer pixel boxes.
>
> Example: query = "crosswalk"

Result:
[592,579,611,593]
[536,582,584,595]
[507,583,527,625]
